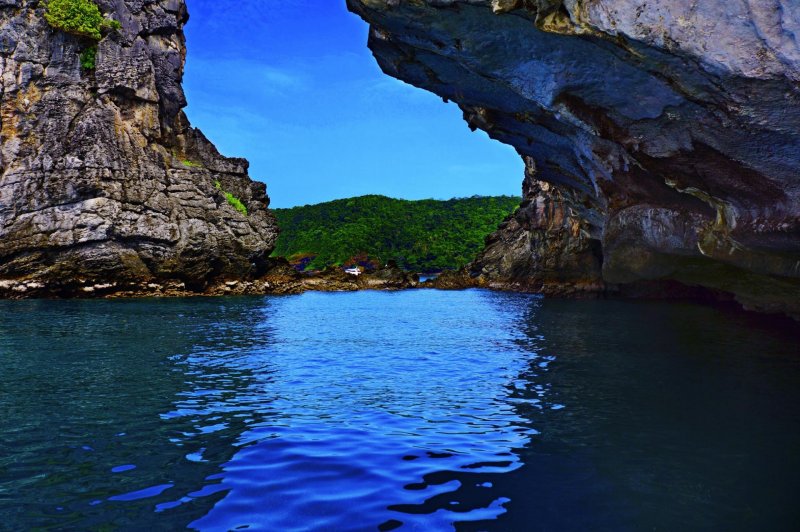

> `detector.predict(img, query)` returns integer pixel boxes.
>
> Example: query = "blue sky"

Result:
[182,0,523,208]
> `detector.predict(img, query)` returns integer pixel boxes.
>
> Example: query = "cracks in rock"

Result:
[664,177,743,258]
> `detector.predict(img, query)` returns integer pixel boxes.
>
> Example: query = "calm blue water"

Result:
[1,290,798,531]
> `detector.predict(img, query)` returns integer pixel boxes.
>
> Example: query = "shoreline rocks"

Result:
[0,261,422,299]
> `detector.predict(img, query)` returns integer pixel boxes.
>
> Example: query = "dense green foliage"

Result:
[44,0,120,40]
[272,195,521,272]
[224,193,248,216]
[79,45,96,69]
[214,181,248,216]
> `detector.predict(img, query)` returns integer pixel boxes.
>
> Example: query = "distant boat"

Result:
[344,267,362,276]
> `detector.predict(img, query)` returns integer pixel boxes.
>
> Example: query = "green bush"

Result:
[214,181,248,216]
[79,45,96,69]
[224,192,248,216]
[44,0,120,40]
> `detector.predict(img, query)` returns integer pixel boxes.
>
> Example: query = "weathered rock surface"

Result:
[0,0,278,296]
[348,0,800,317]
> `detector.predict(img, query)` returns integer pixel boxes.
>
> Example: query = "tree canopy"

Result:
[271,195,520,272]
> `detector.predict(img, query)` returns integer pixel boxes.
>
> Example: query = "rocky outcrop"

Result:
[348,0,800,316]
[467,156,605,295]
[0,259,420,299]
[259,260,419,295]
[0,0,277,296]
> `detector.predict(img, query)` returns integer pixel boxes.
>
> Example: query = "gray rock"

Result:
[348,0,800,317]
[0,0,278,294]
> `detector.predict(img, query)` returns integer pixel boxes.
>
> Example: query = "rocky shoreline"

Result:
[0,261,745,311]
[2,255,796,322]
[0,261,422,299]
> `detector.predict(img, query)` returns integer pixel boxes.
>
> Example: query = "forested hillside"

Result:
[272,195,520,272]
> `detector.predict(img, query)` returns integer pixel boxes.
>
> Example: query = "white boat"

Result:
[344,267,362,276]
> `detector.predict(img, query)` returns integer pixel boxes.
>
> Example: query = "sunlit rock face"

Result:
[0,0,278,295]
[349,0,800,316]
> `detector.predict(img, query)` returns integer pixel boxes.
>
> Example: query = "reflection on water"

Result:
[0,291,798,530]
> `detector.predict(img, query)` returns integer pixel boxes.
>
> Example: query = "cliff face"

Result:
[348,0,800,316]
[0,0,277,296]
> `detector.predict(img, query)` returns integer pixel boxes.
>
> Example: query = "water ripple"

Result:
[1,292,798,530]
[164,291,543,530]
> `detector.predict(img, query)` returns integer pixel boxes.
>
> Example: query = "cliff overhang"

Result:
[348,0,800,317]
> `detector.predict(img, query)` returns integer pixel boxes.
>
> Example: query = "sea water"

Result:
[0,290,798,530]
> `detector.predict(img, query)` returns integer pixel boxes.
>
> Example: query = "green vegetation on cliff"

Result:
[45,0,120,71]
[44,0,120,41]
[214,181,248,216]
[79,45,97,69]
[272,195,520,272]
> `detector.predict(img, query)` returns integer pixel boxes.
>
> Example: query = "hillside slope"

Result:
[272,195,520,272]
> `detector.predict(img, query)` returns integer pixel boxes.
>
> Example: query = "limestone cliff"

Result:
[348,0,800,317]
[0,0,277,297]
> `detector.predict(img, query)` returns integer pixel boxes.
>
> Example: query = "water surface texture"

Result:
[1,291,798,530]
